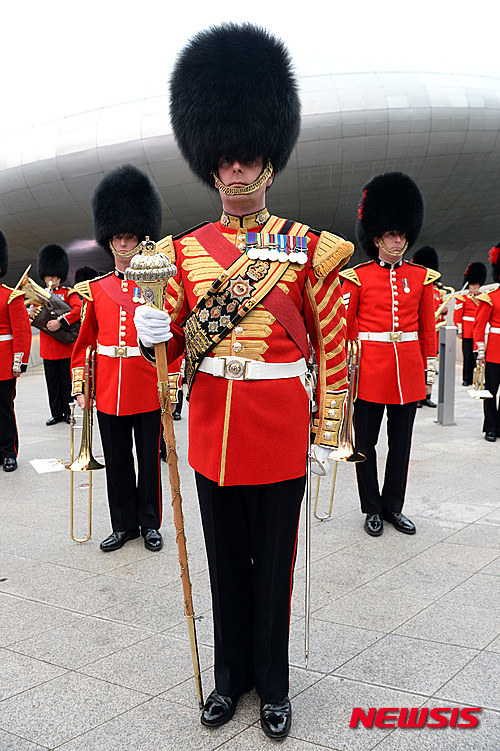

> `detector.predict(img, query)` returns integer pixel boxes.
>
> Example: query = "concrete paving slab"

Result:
[435,651,500,711]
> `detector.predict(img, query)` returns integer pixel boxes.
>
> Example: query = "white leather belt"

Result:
[0,334,13,342]
[97,343,141,358]
[463,316,475,322]
[490,327,500,334]
[358,331,418,343]
[198,356,307,381]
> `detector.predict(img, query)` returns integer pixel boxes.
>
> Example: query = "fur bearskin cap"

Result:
[412,245,439,272]
[464,261,487,287]
[37,244,69,283]
[0,230,7,278]
[92,165,163,254]
[74,266,98,285]
[356,172,424,258]
[488,243,500,283]
[169,23,301,187]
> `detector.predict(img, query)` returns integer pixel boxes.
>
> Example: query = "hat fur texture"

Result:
[92,164,163,253]
[169,22,301,186]
[356,172,424,258]
[0,230,7,278]
[412,245,439,272]
[38,244,69,283]
[464,261,487,287]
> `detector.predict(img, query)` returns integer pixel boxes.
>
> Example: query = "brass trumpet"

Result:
[66,347,104,542]
[435,284,455,330]
[469,360,493,399]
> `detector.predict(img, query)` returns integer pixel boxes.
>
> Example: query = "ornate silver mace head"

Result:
[125,237,177,310]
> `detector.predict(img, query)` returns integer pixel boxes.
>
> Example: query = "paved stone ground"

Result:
[0,357,498,750]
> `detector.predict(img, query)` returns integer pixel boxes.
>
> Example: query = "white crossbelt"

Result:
[198,355,307,381]
[97,343,141,358]
[358,331,418,343]
[463,316,475,322]
[0,334,13,342]
[490,327,500,334]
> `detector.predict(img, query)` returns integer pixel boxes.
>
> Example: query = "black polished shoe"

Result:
[416,400,422,408]
[382,511,416,534]
[100,529,140,551]
[63,414,71,424]
[142,528,163,551]
[3,457,17,472]
[200,689,238,728]
[260,697,292,740]
[172,411,182,421]
[422,396,437,408]
[462,380,472,387]
[485,432,497,442]
[46,415,63,426]
[364,513,383,536]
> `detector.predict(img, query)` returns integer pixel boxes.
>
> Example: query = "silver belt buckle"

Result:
[224,358,250,379]
[114,346,127,357]
[389,332,402,342]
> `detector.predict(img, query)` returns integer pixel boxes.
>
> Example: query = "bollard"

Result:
[437,325,457,425]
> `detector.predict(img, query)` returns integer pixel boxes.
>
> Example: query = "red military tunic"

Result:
[71,272,160,415]
[473,286,500,363]
[453,292,480,338]
[157,210,353,486]
[38,286,82,360]
[0,286,31,379]
[341,259,437,404]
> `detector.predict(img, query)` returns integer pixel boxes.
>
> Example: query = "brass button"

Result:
[325,421,334,429]
[328,409,336,418]
[234,326,243,335]
[323,431,332,441]
[233,342,243,353]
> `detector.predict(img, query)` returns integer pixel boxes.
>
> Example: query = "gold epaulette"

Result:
[455,293,465,302]
[339,267,361,286]
[73,280,93,301]
[477,292,493,306]
[312,232,354,278]
[7,288,25,304]
[155,235,176,264]
[424,269,441,285]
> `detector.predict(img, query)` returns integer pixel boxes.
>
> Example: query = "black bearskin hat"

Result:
[92,164,163,254]
[488,243,500,284]
[464,261,487,287]
[412,245,439,272]
[74,266,98,285]
[169,23,301,187]
[38,243,69,283]
[356,172,424,258]
[0,230,7,278]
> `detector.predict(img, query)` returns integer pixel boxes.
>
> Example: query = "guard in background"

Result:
[454,262,487,386]
[411,245,444,408]
[134,23,353,739]
[0,230,31,471]
[474,244,500,441]
[37,244,82,425]
[71,165,164,552]
[341,172,437,537]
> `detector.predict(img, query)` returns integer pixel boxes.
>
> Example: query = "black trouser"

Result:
[354,399,418,515]
[483,361,500,436]
[0,379,18,459]
[97,409,162,532]
[462,338,476,385]
[195,472,305,704]
[43,357,72,418]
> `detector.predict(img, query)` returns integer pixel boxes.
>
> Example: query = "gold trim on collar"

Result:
[213,160,273,196]
[220,208,270,231]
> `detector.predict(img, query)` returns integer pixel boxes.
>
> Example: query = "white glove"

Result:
[134,305,173,348]
[309,444,332,476]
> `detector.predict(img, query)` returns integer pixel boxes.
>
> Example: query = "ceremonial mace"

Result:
[126,239,204,707]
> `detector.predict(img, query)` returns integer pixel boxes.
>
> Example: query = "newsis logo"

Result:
[350,707,482,729]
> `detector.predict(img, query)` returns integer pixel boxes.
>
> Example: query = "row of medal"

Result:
[245,233,308,264]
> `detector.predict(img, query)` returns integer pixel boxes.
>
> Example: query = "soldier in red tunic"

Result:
[37,244,82,425]
[341,172,437,537]
[0,230,31,471]
[473,244,500,441]
[71,165,164,552]
[134,23,353,739]
[454,262,487,386]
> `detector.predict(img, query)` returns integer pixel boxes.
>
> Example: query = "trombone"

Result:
[66,347,104,542]
[312,339,366,520]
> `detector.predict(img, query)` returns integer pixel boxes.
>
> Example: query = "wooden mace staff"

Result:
[126,238,203,708]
